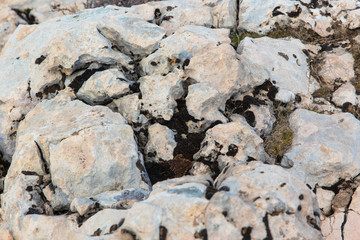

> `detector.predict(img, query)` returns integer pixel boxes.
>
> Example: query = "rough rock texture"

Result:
[332,82,357,107]
[284,109,360,188]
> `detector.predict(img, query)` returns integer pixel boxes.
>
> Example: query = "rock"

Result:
[321,211,345,240]
[316,188,335,216]
[109,94,141,123]
[344,186,360,239]
[70,197,97,216]
[0,228,13,240]
[139,70,186,121]
[237,37,316,100]
[79,209,127,236]
[0,6,151,161]
[186,44,242,98]
[3,93,150,222]
[194,121,267,170]
[189,162,214,177]
[140,25,231,76]
[145,123,176,162]
[77,69,131,105]
[0,7,24,53]
[319,48,355,88]
[332,82,357,107]
[346,8,360,29]
[284,109,360,188]
[186,83,228,125]
[206,161,322,239]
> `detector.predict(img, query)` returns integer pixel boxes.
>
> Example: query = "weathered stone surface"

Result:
[139,70,186,121]
[346,8,360,29]
[206,162,322,239]
[319,48,355,88]
[77,69,131,105]
[284,109,360,188]
[316,188,335,216]
[0,6,23,53]
[2,92,150,234]
[237,37,317,101]
[194,122,267,170]
[344,186,360,239]
[321,211,345,240]
[189,162,214,177]
[145,123,176,162]
[332,82,356,107]
[140,25,231,76]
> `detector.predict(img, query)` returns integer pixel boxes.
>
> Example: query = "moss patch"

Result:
[264,102,294,162]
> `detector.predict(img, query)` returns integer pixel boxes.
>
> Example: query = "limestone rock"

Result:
[139,70,186,121]
[145,123,176,162]
[321,211,345,240]
[0,7,24,53]
[237,37,316,101]
[189,162,214,177]
[206,162,322,240]
[140,25,231,76]
[346,8,360,29]
[284,109,360,188]
[194,122,267,170]
[316,188,335,216]
[319,48,355,88]
[77,69,131,105]
[332,82,356,107]
[344,186,360,239]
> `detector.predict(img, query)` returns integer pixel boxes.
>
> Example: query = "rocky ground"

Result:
[0,0,360,239]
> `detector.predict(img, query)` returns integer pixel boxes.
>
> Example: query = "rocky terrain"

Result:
[0,0,360,239]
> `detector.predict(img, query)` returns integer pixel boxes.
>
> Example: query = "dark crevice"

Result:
[11,8,38,24]
[34,141,49,174]
[68,66,109,93]
[263,213,273,240]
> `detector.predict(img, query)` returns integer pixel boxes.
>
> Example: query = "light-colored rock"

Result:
[319,48,355,88]
[206,161,322,240]
[0,7,24,53]
[0,228,13,240]
[284,109,360,188]
[70,197,96,216]
[344,186,360,239]
[186,44,242,98]
[346,8,360,29]
[109,94,141,124]
[77,69,131,105]
[321,211,345,240]
[79,209,127,236]
[237,37,316,100]
[189,161,214,177]
[145,123,176,162]
[140,25,231,76]
[332,82,357,107]
[4,93,150,215]
[316,188,335,215]
[194,122,267,170]
[186,83,228,125]
[140,70,186,121]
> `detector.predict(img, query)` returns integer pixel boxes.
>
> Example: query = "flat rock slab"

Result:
[284,109,360,188]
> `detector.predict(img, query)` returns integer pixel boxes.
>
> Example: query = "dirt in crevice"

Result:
[12,8,38,24]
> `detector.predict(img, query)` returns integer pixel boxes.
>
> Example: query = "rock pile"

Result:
[0,0,360,239]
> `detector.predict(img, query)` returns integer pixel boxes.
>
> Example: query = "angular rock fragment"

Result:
[332,82,356,107]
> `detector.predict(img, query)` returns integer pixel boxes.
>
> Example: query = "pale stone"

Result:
[189,162,213,177]
[321,211,345,240]
[284,109,360,188]
[344,187,360,239]
[145,123,176,162]
[346,8,360,29]
[319,48,355,88]
[0,7,23,53]
[194,122,267,169]
[77,69,131,105]
[332,82,357,107]
[139,70,186,121]
[70,197,96,216]
[316,188,335,215]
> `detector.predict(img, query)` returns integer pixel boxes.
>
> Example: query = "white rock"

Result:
[316,188,335,215]
[140,25,231,76]
[344,186,360,239]
[79,209,127,236]
[186,44,242,98]
[0,7,24,53]
[4,94,150,214]
[319,48,355,87]
[206,162,322,240]
[145,123,176,162]
[194,122,267,169]
[346,8,360,29]
[70,198,96,216]
[321,211,345,240]
[186,83,228,124]
[332,82,357,107]
[140,70,185,121]
[284,109,360,188]
[189,162,214,177]
[237,37,314,97]
[77,69,131,105]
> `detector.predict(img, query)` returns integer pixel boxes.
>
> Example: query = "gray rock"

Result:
[316,188,335,216]
[206,161,322,239]
[284,109,360,188]
[77,69,131,105]
[145,123,176,162]
[189,162,214,177]
[194,122,267,170]
[70,197,96,216]
[139,70,186,121]
[0,6,24,53]
[332,82,356,107]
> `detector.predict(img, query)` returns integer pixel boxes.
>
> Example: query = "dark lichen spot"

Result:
[35,55,46,64]
[297,205,302,211]
[194,229,208,240]
[205,186,218,200]
[109,224,118,233]
[159,226,168,240]
[299,194,304,200]
[267,86,279,101]
[278,52,289,61]
[342,102,353,113]
[219,186,230,192]
[287,5,302,18]
[25,186,33,191]
[222,211,228,217]
[21,171,39,176]
[154,8,161,19]
[182,59,190,69]
[244,111,256,127]
[241,226,252,240]
[121,229,137,240]
[226,144,238,157]
[92,228,102,236]
[130,82,140,93]
[272,6,284,17]
[147,151,156,158]
[150,61,158,66]
[280,183,286,187]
